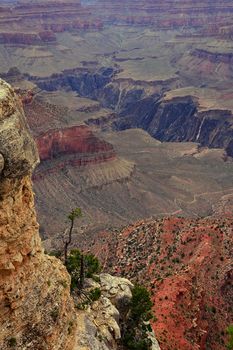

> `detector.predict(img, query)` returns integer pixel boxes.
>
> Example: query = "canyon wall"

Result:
[33,125,117,179]
[0,0,103,45]
[0,0,233,45]
[0,79,76,350]
[87,0,233,31]
[36,125,115,162]
[33,69,233,157]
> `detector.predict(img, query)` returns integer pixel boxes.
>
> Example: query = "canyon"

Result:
[0,1,232,349]
[0,79,159,350]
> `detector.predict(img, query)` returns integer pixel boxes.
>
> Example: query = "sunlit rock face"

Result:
[0,79,76,350]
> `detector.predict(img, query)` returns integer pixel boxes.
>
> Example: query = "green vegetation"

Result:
[227,325,233,350]
[89,287,101,302]
[50,307,59,322]
[8,337,17,347]
[122,285,153,350]
[66,249,101,291]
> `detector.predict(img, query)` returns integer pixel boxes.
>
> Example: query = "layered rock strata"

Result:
[0,79,76,350]
[36,125,115,162]
[88,0,233,31]
[0,0,102,45]
[1,0,233,45]
[32,69,233,157]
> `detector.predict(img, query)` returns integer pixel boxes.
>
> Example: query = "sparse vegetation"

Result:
[89,287,101,302]
[8,337,17,347]
[66,249,101,291]
[227,325,233,350]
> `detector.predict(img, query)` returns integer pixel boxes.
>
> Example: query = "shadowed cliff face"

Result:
[33,69,233,157]
[0,79,76,350]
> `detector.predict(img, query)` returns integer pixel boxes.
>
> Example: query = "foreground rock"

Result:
[0,78,159,350]
[74,273,160,350]
[0,79,76,349]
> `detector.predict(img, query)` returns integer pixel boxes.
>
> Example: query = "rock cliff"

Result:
[0,79,77,349]
[0,79,157,350]
[33,68,233,157]
[36,125,115,162]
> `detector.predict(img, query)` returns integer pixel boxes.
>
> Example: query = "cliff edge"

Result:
[0,79,76,350]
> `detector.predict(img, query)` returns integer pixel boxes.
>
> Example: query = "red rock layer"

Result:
[36,125,115,161]
[86,216,233,350]
[33,125,116,180]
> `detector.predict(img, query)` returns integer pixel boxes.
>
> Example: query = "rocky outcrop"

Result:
[0,79,155,350]
[0,79,76,350]
[75,274,133,350]
[74,273,160,350]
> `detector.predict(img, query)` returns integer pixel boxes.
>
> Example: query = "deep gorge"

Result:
[30,68,233,157]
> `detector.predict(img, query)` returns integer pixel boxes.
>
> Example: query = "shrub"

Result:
[66,249,101,290]
[122,285,153,350]
[8,337,17,347]
[89,288,101,301]
[227,325,233,350]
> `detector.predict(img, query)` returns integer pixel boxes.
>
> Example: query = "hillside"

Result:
[86,216,233,350]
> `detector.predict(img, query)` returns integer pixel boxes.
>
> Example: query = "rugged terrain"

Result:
[0,79,160,350]
[0,79,76,349]
[0,2,232,349]
[0,0,232,241]
[85,216,233,350]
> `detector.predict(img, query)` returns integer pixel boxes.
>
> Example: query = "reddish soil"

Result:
[84,216,233,350]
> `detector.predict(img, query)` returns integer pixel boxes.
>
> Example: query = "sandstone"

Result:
[0,79,76,350]
[0,80,38,179]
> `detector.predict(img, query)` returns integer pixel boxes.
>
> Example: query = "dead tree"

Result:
[63,208,82,266]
